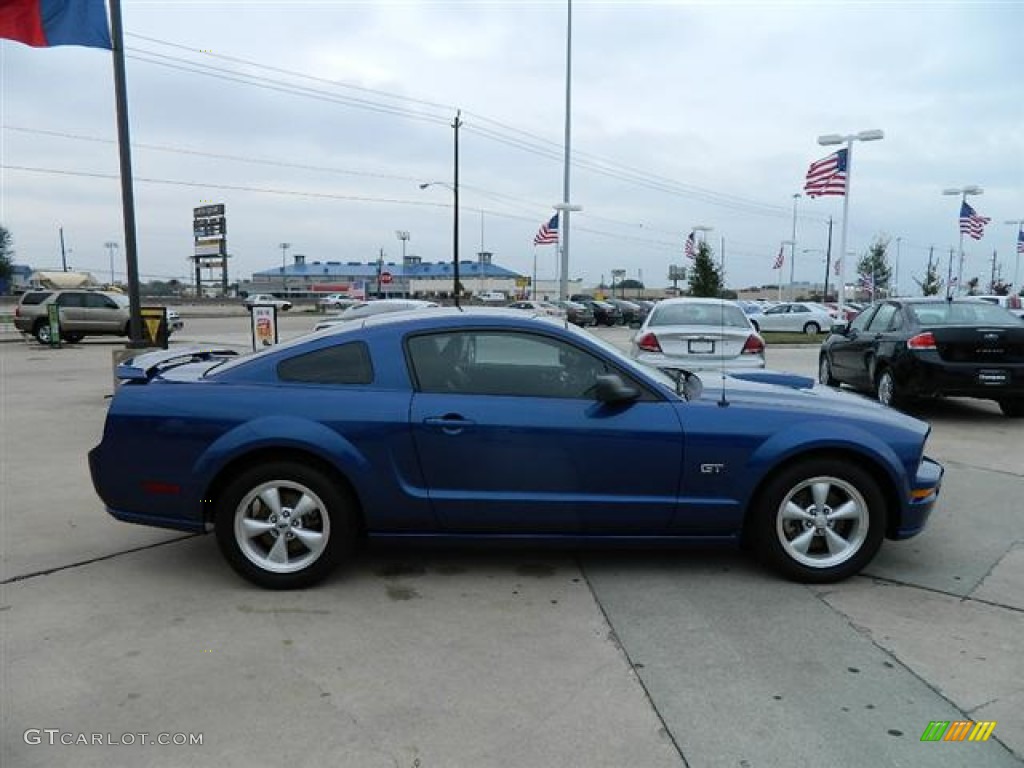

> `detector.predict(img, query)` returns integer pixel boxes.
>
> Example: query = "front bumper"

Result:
[891,456,944,539]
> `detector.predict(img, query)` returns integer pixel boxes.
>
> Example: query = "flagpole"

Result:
[108,0,144,346]
[532,246,537,300]
[558,0,573,301]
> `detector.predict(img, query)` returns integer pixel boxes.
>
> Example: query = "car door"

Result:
[55,291,88,330]
[759,304,790,332]
[83,292,125,332]
[830,304,883,388]
[406,329,684,535]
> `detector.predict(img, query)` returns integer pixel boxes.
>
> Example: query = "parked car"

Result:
[243,294,292,311]
[604,298,646,326]
[630,298,765,371]
[818,298,1024,416]
[92,307,942,589]
[317,294,360,310]
[111,295,183,333]
[13,289,179,344]
[312,299,438,331]
[476,291,507,303]
[507,300,566,318]
[581,299,622,326]
[551,300,595,327]
[747,301,834,335]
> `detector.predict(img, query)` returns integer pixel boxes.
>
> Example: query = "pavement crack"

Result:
[0,534,198,585]
[858,572,1024,615]
[575,555,691,768]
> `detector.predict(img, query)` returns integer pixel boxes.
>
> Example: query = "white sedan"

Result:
[747,302,834,335]
[507,300,567,318]
[243,294,292,311]
[629,297,765,371]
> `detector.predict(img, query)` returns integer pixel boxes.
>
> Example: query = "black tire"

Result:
[215,461,357,589]
[818,354,838,387]
[34,321,53,345]
[62,332,84,343]
[875,367,902,409]
[998,398,1024,418]
[748,459,886,583]
[803,322,821,336]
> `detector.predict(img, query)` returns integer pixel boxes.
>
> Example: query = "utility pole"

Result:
[59,227,68,272]
[894,236,901,297]
[990,249,998,292]
[823,217,833,302]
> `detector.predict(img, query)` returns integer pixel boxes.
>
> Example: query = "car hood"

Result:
[697,369,930,434]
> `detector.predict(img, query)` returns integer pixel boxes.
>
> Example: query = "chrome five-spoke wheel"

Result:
[775,476,868,570]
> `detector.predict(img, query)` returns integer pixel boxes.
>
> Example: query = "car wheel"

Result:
[875,368,901,409]
[998,398,1024,418]
[62,332,84,343]
[803,322,821,336]
[34,321,53,344]
[818,354,838,387]
[750,459,885,583]
[215,461,357,589]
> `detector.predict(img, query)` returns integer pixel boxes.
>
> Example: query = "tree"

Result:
[856,236,893,297]
[965,277,980,296]
[989,278,1011,296]
[687,241,723,297]
[914,253,944,296]
[0,225,14,284]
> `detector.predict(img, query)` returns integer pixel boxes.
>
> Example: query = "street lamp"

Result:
[395,230,410,298]
[779,240,795,301]
[789,194,800,300]
[692,225,714,243]
[104,241,119,285]
[278,242,291,293]
[1005,219,1023,290]
[942,185,983,295]
[554,202,583,299]
[419,182,461,306]
[817,128,884,315]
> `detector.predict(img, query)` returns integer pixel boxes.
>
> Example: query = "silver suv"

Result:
[13,289,179,344]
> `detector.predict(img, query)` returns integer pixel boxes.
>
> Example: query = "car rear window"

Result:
[18,291,52,305]
[276,342,373,385]
[650,304,749,328]
[909,303,1019,326]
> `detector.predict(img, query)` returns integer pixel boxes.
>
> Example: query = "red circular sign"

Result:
[380,271,393,284]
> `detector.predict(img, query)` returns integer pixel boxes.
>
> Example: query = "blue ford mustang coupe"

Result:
[89,308,943,589]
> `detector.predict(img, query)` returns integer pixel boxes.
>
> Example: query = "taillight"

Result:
[636,332,662,353]
[742,334,765,355]
[907,332,937,350]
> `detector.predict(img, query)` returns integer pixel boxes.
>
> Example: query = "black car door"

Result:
[830,304,877,385]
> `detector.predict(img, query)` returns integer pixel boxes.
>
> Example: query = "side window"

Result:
[56,292,86,307]
[408,331,612,399]
[849,305,876,331]
[867,304,897,331]
[84,293,118,309]
[791,305,809,313]
[276,342,373,385]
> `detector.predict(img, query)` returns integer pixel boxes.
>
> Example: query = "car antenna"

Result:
[717,249,730,408]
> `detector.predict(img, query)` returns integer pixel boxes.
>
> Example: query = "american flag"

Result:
[1016,227,1024,255]
[533,214,559,245]
[684,231,696,260]
[959,201,990,240]
[804,148,849,198]
[772,246,784,270]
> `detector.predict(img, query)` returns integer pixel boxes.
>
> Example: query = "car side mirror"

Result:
[594,374,639,403]
[830,322,849,335]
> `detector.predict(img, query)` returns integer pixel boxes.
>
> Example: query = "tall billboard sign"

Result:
[192,204,229,296]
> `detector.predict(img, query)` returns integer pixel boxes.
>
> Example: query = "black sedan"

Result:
[819,298,1024,417]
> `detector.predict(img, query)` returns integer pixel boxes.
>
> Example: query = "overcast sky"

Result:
[2,1,1022,293]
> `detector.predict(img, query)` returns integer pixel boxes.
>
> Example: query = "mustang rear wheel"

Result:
[215,461,356,589]
[750,459,886,583]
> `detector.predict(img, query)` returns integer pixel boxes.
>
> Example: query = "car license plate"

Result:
[977,369,1009,386]
[688,339,714,354]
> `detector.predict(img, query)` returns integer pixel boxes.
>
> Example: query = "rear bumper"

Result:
[633,351,766,371]
[899,355,1024,400]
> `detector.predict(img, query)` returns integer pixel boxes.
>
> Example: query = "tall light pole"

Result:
[779,240,795,300]
[104,241,119,285]
[419,177,461,307]
[941,185,983,295]
[279,242,291,293]
[1005,219,1023,290]
[396,230,410,298]
[558,0,576,301]
[817,128,884,316]
[692,225,714,244]
[789,193,800,300]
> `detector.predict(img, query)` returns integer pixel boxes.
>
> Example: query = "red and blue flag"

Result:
[0,0,111,49]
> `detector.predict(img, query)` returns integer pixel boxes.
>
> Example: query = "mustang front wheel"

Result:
[215,461,356,589]
[751,459,886,583]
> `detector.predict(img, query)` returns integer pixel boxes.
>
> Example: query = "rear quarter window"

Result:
[18,291,52,305]
[276,342,373,385]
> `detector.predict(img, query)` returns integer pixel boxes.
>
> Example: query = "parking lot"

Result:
[2,309,1022,767]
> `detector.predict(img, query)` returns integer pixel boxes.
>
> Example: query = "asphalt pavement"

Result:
[1,310,1021,767]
